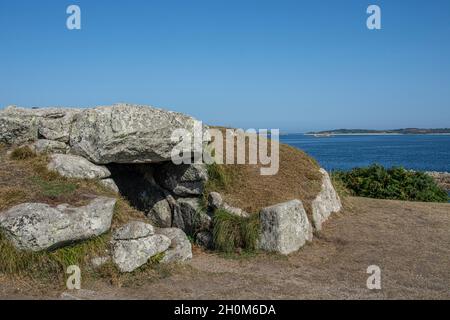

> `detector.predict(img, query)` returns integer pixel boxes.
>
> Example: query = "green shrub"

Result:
[213,209,260,253]
[333,164,448,203]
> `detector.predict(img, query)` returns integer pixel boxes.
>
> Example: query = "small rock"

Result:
[208,192,223,210]
[311,168,342,231]
[145,192,174,228]
[47,154,111,179]
[173,198,201,235]
[196,231,214,249]
[30,139,68,154]
[112,233,171,273]
[207,192,249,218]
[155,163,208,196]
[221,203,250,218]
[197,211,213,231]
[157,228,193,263]
[99,178,120,194]
[258,199,313,255]
[113,221,155,240]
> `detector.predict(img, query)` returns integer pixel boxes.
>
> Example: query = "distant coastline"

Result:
[306,128,450,136]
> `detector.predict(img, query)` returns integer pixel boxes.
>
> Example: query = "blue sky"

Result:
[1,0,449,132]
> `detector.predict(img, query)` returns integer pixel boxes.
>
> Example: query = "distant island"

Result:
[306,128,450,136]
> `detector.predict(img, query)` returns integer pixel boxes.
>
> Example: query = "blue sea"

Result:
[280,134,450,173]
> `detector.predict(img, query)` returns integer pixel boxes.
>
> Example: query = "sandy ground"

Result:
[1,197,449,300]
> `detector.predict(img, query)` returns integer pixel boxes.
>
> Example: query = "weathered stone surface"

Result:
[258,200,312,255]
[155,163,208,196]
[157,228,192,263]
[221,203,250,218]
[113,221,155,240]
[146,193,174,228]
[173,198,201,235]
[0,106,38,145]
[47,154,111,179]
[112,221,171,272]
[37,109,80,143]
[99,178,120,194]
[0,106,80,145]
[207,192,249,218]
[197,211,213,231]
[196,231,214,249]
[0,197,116,251]
[311,168,342,231]
[208,192,223,210]
[30,139,68,154]
[69,104,206,164]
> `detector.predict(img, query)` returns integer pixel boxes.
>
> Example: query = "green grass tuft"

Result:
[0,232,109,281]
[212,209,260,253]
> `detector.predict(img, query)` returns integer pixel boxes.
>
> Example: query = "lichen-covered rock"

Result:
[37,109,80,143]
[221,203,250,218]
[145,193,174,228]
[0,106,39,145]
[0,197,116,251]
[258,200,313,255]
[111,221,171,272]
[196,231,214,249]
[0,106,80,145]
[47,154,111,179]
[157,228,192,263]
[30,139,68,154]
[69,104,205,164]
[173,198,201,235]
[311,168,342,231]
[112,221,155,240]
[208,192,223,210]
[207,192,249,218]
[99,178,120,194]
[155,163,208,196]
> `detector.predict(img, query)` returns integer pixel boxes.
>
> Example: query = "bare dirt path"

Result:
[1,197,449,299]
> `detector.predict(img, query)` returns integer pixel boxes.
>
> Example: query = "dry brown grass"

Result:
[206,128,323,215]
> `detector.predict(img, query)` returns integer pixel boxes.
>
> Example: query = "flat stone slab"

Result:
[0,197,116,251]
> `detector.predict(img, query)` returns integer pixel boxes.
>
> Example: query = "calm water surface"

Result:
[280,134,450,173]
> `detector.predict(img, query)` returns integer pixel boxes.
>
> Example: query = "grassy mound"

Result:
[203,129,324,253]
[333,164,449,203]
[203,131,323,215]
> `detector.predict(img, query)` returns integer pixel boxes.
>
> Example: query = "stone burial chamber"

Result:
[0,103,343,272]
[0,103,209,272]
